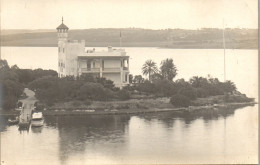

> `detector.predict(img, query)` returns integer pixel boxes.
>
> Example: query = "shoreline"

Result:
[40,102,257,116]
[0,102,256,116]
[1,45,257,50]
[42,102,257,116]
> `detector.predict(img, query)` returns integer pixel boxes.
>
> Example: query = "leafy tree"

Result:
[96,77,115,90]
[117,89,130,100]
[189,76,208,88]
[79,73,96,82]
[142,60,158,81]
[154,79,175,97]
[0,60,9,70]
[220,80,237,93]
[150,73,164,82]
[137,80,157,94]
[178,86,197,100]
[133,75,144,84]
[0,60,24,110]
[79,82,113,101]
[175,79,190,88]
[160,58,177,81]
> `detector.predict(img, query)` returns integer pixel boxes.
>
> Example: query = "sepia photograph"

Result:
[0,0,258,164]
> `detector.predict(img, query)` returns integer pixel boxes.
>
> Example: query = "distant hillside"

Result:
[0,28,258,49]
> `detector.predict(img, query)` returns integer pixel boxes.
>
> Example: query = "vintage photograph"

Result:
[0,0,258,164]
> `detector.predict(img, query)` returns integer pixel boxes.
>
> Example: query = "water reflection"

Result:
[136,106,240,128]
[0,115,8,132]
[0,106,257,164]
[31,126,43,133]
[45,115,131,163]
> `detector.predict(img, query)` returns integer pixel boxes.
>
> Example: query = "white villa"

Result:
[56,18,130,88]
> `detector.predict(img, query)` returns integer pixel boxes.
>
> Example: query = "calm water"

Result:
[0,47,258,164]
[0,106,258,164]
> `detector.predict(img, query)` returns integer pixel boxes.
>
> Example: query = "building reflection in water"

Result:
[44,115,130,163]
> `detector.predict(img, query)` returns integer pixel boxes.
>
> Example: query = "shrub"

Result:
[178,87,197,100]
[84,100,92,105]
[137,81,157,94]
[117,89,130,100]
[196,88,208,98]
[154,79,175,97]
[170,94,191,107]
[79,82,106,100]
[72,100,82,107]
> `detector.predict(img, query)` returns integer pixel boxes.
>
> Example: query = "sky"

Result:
[0,0,258,30]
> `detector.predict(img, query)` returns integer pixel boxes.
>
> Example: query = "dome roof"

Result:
[56,17,69,30]
[56,23,69,30]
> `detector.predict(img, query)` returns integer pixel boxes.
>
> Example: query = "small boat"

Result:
[7,116,19,125]
[18,117,30,129]
[31,112,44,127]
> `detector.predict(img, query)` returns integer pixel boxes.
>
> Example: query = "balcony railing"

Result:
[80,68,100,72]
[80,67,122,73]
[103,68,121,72]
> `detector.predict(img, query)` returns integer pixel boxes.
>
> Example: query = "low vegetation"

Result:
[0,58,253,111]
[0,60,57,110]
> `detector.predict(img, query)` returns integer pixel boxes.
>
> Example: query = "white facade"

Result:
[57,20,130,88]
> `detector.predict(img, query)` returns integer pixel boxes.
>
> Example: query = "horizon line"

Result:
[1,27,258,31]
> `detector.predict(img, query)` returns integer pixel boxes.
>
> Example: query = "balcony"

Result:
[103,68,121,72]
[80,68,100,72]
[80,67,122,73]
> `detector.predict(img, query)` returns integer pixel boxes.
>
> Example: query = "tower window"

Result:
[93,62,95,68]
[63,48,65,53]
[59,47,60,52]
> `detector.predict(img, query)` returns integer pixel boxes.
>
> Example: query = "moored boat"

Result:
[7,116,19,125]
[31,112,44,127]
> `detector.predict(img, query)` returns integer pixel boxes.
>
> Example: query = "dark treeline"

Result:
[125,77,238,107]
[0,60,57,110]
[0,59,131,110]
[126,58,246,107]
[0,58,250,110]
[28,74,130,106]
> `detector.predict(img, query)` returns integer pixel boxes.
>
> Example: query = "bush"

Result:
[72,100,82,107]
[117,89,130,100]
[196,88,209,98]
[178,87,197,100]
[84,100,92,106]
[170,94,191,107]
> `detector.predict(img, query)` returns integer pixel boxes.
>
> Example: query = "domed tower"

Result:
[56,17,69,77]
[56,17,69,42]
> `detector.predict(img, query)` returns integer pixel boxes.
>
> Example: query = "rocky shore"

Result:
[41,101,256,116]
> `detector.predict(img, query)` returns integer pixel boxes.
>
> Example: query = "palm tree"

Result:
[142,60,158,81]
[160,58,177,81]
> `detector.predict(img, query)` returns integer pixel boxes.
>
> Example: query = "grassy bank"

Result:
[39,94,255,116]
[42,102,256,116]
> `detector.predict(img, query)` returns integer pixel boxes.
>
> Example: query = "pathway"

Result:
[19,88,38,124]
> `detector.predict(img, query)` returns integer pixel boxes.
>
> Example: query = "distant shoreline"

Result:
[1,28,257,49]
[1,45,257,50]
